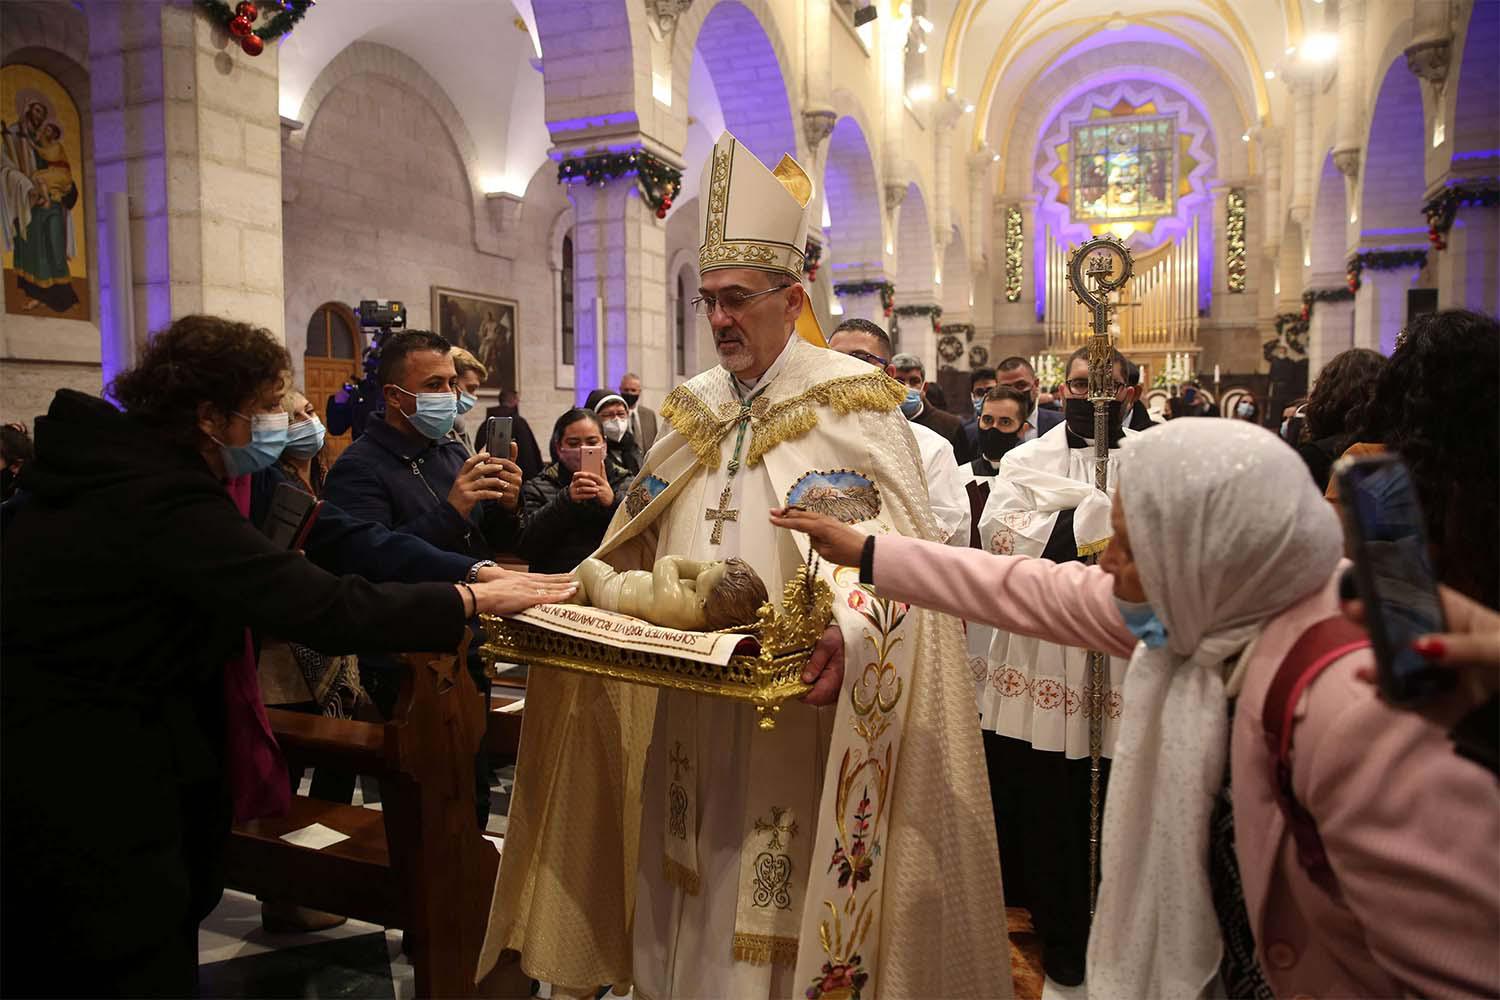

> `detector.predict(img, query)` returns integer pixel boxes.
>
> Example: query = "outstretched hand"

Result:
[768,507,865,567]
[801,625,844,706]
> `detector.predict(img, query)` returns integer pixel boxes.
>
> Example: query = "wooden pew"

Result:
[224,642,529,998]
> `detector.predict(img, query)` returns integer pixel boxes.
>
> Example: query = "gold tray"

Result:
[480,567,833,730]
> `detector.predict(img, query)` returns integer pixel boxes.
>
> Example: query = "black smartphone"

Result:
[261,481,323,551]
[1334,453,1453,705]
[484,415,513,461]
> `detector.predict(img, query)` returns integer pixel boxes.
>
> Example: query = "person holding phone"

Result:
[514,408,632,574]
[0,315,577,998]
[773,417,1499,1000]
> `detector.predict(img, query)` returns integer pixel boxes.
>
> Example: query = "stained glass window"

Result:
[1070,115,1176,222]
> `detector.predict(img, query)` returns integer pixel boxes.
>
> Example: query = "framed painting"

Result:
[2,63,90,321]
[432,285,517,392]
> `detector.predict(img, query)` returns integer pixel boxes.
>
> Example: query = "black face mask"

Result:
[620,393,640,409]
[978,427,1021,461]
[1064,396,1125,443]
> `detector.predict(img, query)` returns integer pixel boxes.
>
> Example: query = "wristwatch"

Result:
[466,560,498,584]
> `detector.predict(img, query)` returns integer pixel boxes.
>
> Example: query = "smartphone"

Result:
[580,443,606,479]
[484,415,513,461]
[1334,453,1453,705]
[261,482,323,551]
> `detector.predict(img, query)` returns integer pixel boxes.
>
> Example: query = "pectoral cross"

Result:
[705,483,738,545]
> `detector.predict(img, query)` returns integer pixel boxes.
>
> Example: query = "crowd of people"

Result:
[1,303,1496,999]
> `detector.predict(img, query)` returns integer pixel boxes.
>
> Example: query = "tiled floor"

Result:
[199,767,1079,999]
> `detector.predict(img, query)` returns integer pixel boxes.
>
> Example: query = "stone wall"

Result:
[281,67,574,426]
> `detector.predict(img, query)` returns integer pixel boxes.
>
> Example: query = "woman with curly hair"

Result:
[1294,347,1387,491]
[0,315,575,997]
[1347,309,1499,610]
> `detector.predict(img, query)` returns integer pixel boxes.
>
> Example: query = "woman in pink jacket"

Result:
[773,418,1498,1000]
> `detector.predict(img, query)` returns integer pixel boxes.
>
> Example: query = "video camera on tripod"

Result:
[326,300,406,441]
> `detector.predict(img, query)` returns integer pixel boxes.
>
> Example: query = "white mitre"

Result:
[698,131,824,346]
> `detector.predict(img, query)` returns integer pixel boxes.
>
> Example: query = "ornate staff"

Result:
[1065,234,1133,913]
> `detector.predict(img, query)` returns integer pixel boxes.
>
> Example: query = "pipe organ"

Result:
[1044,220,1200,365]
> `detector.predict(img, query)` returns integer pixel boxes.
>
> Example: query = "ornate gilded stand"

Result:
[480,566,833,731]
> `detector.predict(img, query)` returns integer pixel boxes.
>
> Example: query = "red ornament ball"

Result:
[655,204,668,219]
[229,14,253,36]
[236,1,258,19]
[240,33,265,55]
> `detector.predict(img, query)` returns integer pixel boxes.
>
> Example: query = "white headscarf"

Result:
[1087,418,1345,1000]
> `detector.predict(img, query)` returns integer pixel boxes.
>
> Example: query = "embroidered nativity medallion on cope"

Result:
[785,470,881,525]
[624,474,670,519]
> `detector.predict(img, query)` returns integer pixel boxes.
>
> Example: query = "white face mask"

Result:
[601,417,629,442]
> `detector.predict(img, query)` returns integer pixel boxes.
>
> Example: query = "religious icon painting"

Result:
[624,474,670,518]
[3,64,90,321]
[431,286,518,392]
[785,469,881,524]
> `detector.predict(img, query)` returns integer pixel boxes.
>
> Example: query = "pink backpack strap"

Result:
[1261,616,1371,892]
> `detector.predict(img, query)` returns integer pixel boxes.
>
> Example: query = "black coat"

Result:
[515,459,632,573]
[0,391,467,980]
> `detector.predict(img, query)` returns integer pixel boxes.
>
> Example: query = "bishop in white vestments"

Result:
[481,133,1010,1000]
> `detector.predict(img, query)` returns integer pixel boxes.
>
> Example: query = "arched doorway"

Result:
[304,301,363,463]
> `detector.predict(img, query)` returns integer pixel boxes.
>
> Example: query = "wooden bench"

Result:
[225,641,529,998]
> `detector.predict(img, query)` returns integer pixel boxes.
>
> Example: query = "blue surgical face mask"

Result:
[899,388,923,419]
[390,385,457,440]
[455,390,478,416]
[283,416,326,460]
[215,411,289,478]
[1114,595,1169,650]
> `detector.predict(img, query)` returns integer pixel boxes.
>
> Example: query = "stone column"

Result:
[566,163,669,402]
[88,0,285,348]
[933,95,963,259]
[1437,203,1500,315]
[1258,126,1283,269]
[1290,79,1314,222]
[1333,0,1366,238]
[1353,262,1420,354]
[1307,298,1356,376]
[835,289,885,327]
[968,148,994,271]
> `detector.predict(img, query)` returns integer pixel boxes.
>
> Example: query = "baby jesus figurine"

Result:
[574,555,769,632]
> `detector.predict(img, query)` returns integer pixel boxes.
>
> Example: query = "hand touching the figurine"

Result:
[768,507,865,567]
[474,564,576,587]
[801,625,844,706]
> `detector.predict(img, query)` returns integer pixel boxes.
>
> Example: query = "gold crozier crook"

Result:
[1065,234,1133,916]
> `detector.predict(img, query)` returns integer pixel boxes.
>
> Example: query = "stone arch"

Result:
[897,182,937,305]
[942,226,972,318]
[289,42,499,256]
[671,0,801,164]
[531,0,651,129]
[1359,57,1427,233]
[1308,152,1348,287]
[997,42,1249,195]
[0,2,89,70]
[1450,1,1500,160]
[823,114,884,285]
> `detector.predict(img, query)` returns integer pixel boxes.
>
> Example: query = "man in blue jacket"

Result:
[322,329,526,826]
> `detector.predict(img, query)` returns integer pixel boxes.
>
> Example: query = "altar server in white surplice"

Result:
[480,133,1010,1000]
[974,345,1140,987]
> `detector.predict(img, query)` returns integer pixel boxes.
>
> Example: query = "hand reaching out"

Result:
[768,507,866,567]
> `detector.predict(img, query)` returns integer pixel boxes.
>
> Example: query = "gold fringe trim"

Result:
[745,371,908,468]
[660,386,736,470]
[1076,536,1112,557]
[662,855,701,896]
[662,371,906,472]
[731,932,799,967]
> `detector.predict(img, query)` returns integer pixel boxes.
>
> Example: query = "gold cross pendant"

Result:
[705,483,738,545]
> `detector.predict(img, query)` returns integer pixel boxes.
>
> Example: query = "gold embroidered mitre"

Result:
[699,131,825,346]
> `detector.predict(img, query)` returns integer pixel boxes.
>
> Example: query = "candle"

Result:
[1214,364,1221,383]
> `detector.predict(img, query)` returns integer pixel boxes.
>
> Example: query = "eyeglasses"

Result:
[691,285,790,316]
[1064,377,1129,397]
[847,349,890,368]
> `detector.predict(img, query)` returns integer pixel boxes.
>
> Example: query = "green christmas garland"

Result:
[194,0,315,55]
[833,280,896,316]
[803,239,823,281]
[1298,286,1354,321]
[1422,180,1500,250]
[1345,249,1428,293]
[557,150,682,218]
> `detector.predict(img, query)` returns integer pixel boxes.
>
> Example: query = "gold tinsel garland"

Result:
[1005,206,1024,302]
[1226,188,1247,294]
